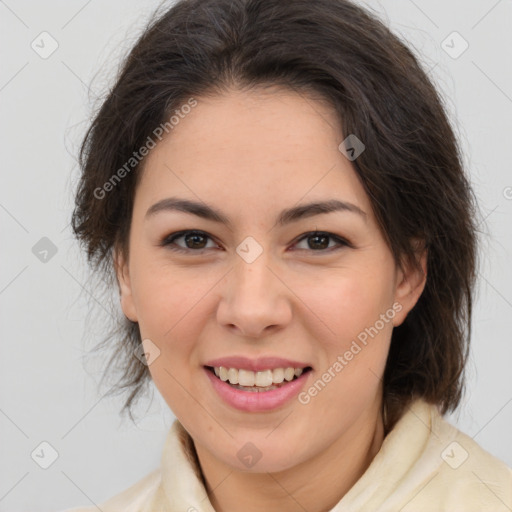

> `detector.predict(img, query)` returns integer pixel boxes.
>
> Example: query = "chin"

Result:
[214,433,310,473]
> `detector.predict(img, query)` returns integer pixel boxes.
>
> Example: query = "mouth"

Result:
[204,365,313,392]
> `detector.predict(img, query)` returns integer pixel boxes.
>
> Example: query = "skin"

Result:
[115,87,427,512]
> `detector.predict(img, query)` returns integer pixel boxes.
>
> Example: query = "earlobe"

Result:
[113,247,138,323]
[392,243,427,327]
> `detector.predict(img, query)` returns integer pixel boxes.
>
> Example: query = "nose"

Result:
[216,251,292,339]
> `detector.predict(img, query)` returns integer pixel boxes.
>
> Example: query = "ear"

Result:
[392,239,427,327]
[113,245,138,323]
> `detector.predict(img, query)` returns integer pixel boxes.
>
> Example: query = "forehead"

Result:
[158,86,341,164]
[134,87,372,222]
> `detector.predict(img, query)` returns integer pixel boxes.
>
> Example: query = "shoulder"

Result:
[417,403,512,510]
[360,399,512,511]
[60,468,162,512]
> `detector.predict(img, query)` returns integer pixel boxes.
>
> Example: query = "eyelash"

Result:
[159,230,352,254]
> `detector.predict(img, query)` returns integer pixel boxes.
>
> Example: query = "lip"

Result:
[204,366,311,412]
[203,356,311,372]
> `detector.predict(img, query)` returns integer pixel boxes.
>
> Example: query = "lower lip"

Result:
[204,367,310,412]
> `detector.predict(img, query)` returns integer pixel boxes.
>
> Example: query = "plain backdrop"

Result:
[1,0,511,510]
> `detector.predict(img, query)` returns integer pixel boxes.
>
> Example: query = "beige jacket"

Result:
[64,399,512,511]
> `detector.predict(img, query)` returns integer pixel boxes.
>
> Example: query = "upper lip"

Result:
[204,356,312,372]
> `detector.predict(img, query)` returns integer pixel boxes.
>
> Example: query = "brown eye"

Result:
[293,231,350,252]
[307,233,330,250]
[182,232,208,249]
[161,230,218,252]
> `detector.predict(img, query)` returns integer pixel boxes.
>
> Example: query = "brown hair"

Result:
[71,0,478,430]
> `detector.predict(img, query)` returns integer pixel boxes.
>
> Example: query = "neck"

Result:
[194,401,385,512]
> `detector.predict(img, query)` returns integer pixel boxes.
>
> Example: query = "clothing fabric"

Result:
[64,399,512,511]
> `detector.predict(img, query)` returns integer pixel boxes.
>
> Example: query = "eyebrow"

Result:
[145,197,367,227]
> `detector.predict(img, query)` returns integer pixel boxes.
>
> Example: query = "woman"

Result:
[67,0,512,510]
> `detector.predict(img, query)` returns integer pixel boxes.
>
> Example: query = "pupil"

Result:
[184,234,329,250]
[309,234,329,250]
[186,233,206,249]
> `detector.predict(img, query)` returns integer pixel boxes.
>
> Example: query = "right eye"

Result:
[160,230,220,253]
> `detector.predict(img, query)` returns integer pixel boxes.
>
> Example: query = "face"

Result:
[115,87,426,473]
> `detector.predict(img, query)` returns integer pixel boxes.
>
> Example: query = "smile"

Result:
[204,365,313,411]
[209,366,310,391]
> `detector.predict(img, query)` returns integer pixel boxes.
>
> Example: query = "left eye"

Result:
[293,231,349,252]
[160,230,350,253]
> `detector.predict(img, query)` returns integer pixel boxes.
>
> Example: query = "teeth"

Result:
[227,368,239,384]
[212,366,307,387]
[273,368,284,383]
[284,367,295,381]
[255,370,273,387]
[238,369,255,386]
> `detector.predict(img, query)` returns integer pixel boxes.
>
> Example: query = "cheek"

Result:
[309,268,395,346]
[129,260,206,363]
[132,263,210,410]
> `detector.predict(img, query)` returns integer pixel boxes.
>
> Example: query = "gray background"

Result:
[1,0,511,510]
